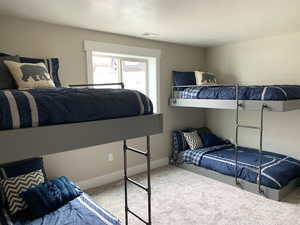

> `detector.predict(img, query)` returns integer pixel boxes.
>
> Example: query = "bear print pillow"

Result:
[4,61,55,89]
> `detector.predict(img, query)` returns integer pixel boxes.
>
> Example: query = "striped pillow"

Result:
[0,170,45,215]
[183,131,203,150]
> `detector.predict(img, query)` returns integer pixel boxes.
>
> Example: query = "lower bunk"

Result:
[171,128,300,201]
[0,193,120,225]
[0,158,121,225]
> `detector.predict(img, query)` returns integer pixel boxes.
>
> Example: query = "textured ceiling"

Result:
[0,0,300,46]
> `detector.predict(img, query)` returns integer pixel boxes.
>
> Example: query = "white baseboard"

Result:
[76,157,169,190]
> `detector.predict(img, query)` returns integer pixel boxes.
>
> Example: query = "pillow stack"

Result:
[182,129,228,150]
[0,52,61,90]
[0,158,81,219]
[0,158,47,216]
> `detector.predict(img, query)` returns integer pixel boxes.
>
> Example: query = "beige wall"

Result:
[0,15,205,182]
[205,33,300,159]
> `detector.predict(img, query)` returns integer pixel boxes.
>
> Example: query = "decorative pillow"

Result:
[0,170,45,215]
[20,57,61,87]
[173,71,196,86]
[183,131,203,150]
[0,53,10,57]
[0,158,47,208]
[194,71,217,85]
[0,55,20,89]
[21,176,82,219]
[4,61,55,89]
[200,132,226,148]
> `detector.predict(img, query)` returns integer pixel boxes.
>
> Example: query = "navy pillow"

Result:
[172,71,196,86]
[0,158,47,180]
[200,132,226,148]
[0,55,20,89]
[20,57,61,87]
[21,176,82,219]
[0,53,10,57]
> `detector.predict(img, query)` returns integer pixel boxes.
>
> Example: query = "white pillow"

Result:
[195,71,217,85]
[183,131,203,150]
[4,61,55,89]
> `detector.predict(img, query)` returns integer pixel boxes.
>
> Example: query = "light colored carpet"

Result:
[87,166,300,225]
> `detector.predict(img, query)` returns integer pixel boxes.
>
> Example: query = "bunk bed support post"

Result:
[123,140,129,225]
[234,84,240,185]
[258,104,267,193]
[146,136,152,225]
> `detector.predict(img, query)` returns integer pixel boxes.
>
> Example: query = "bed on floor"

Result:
[171,128,300,201]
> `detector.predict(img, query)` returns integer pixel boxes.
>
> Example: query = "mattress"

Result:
[0,87,153,130]
[175,85,300,100]
[0,193,121,225]
[179,144,300,189]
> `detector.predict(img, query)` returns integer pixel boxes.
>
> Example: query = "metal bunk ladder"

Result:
[234,85,268,194]
[123,136,152,225]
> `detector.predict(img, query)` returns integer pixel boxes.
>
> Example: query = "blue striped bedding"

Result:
[0,193,121,225]
[175,85,300,100]
[179,144,300,189]
[0,88,153,130]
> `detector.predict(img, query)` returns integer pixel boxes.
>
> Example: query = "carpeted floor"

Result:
[87,166,300,225]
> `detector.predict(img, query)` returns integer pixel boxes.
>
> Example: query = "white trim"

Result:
[76,157,168,190]
[84,41,161,58]
[83,40,161,113]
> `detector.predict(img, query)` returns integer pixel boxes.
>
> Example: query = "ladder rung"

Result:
[237,124,260,130]
[127,208,149,224]
[127,178,148,191]
[126,147,148,156]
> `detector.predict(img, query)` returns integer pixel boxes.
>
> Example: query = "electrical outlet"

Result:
[108,153,114,162]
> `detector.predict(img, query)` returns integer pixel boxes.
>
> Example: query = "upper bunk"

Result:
[169,71,300,112]
[0,84,163,164]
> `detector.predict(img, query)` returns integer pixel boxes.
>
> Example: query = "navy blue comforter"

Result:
[177,85,300,100]
[0,193,121,225]
[0,88,153,130]
[180,144,300,189]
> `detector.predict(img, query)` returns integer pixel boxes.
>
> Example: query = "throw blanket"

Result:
[0,88,153,130]
[180,145,300,189]
[0,193,121,225]
[178,85,300,100]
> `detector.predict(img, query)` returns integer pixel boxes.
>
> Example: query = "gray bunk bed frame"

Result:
[0,83,163,225]
[170,84,300,201]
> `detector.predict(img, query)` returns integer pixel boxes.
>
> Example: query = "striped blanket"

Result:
[180,144,300,189]
[0,88,153,130]
[176,85,300,100]
[0,193,121,225]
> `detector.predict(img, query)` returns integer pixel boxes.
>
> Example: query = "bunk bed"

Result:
[0,82,163,225]
[169,73,300,201]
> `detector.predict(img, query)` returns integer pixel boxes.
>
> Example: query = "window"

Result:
[84,40,161,112]
[92,54,148,95]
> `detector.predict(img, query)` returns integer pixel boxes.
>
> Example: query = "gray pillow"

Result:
[0,55,20,89]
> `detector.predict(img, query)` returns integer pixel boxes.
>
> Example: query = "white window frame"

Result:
[84,40,161,113]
